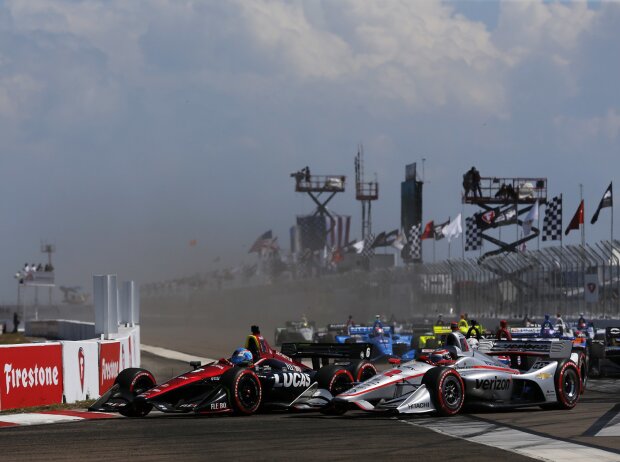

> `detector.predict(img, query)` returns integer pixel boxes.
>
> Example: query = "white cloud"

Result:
[554,108,620,142]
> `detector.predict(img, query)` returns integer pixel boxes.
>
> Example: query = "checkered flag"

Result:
[543,195,562,241]
[408,223,422,261]
[361,233,375,258]
[465,216,482,251]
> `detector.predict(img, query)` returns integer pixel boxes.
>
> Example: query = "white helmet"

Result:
[466,337,479,350]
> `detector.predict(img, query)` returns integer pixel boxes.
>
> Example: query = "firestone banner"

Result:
[99,341,121,395]
[0,343,63,410]
[61,341,99,403]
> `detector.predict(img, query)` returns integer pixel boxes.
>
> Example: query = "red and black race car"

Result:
[90,327,377,417]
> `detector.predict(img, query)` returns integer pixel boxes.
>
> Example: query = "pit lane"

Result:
[2,352,619,462]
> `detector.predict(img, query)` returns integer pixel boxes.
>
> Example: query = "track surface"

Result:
[2,353,620,461]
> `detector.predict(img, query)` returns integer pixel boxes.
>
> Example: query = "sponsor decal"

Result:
[610,328,620,336]
[587,283,596,293]
[99,342,121,395]
[475,377,510,391]
[0,344,63,410]
[408,401,430,409]
[78,347,85,393]
[532,362,550,370]
[273,372,311,388]
[536,373,552,380]
[210,402,227,410]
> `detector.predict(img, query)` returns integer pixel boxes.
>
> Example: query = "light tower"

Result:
[355,145,378,240]
[41,242,56,304]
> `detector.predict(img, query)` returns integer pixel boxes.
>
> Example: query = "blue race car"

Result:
[334,318,416,361]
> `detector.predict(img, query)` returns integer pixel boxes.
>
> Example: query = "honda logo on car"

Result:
[273,372,311,388]
[475,377,510,391]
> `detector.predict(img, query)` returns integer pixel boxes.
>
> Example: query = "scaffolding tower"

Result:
[355,146,378,240]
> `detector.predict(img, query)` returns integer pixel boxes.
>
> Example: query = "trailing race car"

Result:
[334,317,416,361]
[90,327,377,417]
[509,323,589,388]
[590,326,620,377]
[292,332,581,416]
[274,319,316,345]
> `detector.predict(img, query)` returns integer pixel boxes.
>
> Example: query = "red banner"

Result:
[0,344,63,410]
[99,341,121,395]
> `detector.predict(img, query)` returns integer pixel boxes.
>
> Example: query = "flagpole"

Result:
[560,193,564,249]
[580,184,585,247]
[433,238,436,263]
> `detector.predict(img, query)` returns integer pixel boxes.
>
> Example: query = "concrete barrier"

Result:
[26,319,96,341]
[0,326,141,410]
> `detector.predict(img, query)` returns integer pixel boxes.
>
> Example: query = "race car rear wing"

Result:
[478,339,573,359]
[281,342,373,369]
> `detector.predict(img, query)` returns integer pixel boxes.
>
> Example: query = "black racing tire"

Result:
[346,359,377,382]
[115,368,156,417]
[422,367,465,416]
[221,367,262,415]
[465,326,481,340]
[316,365,354,397]
[546,360,581,410]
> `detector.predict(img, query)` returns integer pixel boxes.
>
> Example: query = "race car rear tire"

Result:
[548,360,581,410]
[422,367,465,416]
[222,367,262,415]
[316,365,354,396]
[115,368,156,417]
[346,360,377,382]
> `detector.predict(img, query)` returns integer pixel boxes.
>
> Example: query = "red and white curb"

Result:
[0,410,118,428]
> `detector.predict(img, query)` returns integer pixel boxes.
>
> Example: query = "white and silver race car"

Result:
[292,332,581,416]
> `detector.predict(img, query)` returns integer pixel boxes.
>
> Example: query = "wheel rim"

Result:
[330,373,352,395]
[563,368,579,403]
[238,374,260,410]
[442,376,462,409]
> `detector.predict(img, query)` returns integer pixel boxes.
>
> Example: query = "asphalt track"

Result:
[2,352,620,462]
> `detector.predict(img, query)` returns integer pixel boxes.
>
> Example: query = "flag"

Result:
[476,204,517,230]
[249,230,273,253]
[442,214,462,242]
[421,221,435,240]
[326,215,351,249]
[391,229,406,250]
[384,229,399,246]
[522,200,539,237]
[543,195,562,241]
[361,233,375,258]
[465,216,481,251]
[408,223,422,261]
[434,220,449,241]
[351,240,365,254]
[565,200,584,235]
[296,215,326,251]
[371,231,387,248]
[591,182,613,224]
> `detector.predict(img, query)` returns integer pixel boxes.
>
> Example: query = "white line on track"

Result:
[0,414,83,426]
[398,416,620,462]
[596,411,620,437]
[141,344,215,365]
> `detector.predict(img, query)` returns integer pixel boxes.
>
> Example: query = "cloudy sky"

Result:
[0,0,618,302]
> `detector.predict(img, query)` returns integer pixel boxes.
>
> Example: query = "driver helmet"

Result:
[497,355,511,367]
[429,347,457,365]
[230,348,253,365]
[467,337,479,350]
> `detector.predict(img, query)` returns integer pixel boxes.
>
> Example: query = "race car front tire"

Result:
[115,368,156,417]
[222,367,262,415]
[574,351,588,392]
[346,360,377,382]
[316,365,354,397]
[422,367,465,416]
[549,360,581,410]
